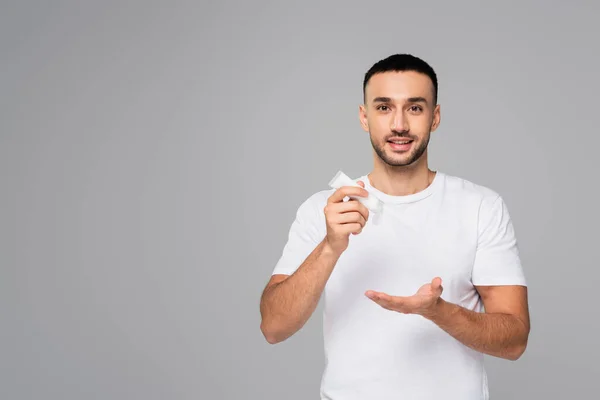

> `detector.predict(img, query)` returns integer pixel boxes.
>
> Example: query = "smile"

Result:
[387,139,414,151]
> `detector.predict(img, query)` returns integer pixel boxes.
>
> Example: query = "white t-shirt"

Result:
[271,171,527,400]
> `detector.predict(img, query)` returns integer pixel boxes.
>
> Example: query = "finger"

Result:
[332,211,366,227]
[325,201,370,222]
[327,186,369,204]
[340,199,370,222]
[340,220,366,236]
[365,291,394,309]
[431,277,443,291]
[356,180,365,188]
[365,291,408,312]
[343,223,363,235]
[331,200,369,215]
[350,201,370,223]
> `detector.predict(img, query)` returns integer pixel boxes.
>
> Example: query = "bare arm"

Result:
[366,281,530,360]
[259,239,341,344]
[260,184,370,344]
[423,285,530,360]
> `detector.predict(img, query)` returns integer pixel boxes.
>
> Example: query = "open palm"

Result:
[365,277,443,316]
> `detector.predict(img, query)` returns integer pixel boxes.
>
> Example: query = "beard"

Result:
[370,131,430,167]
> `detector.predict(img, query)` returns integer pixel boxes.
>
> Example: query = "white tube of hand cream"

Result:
[328,170,383,213]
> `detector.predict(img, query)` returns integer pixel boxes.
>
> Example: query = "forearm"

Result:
[423,299,529,360]
[260,239,341,344]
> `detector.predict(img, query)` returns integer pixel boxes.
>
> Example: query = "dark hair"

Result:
[363,54,438,104]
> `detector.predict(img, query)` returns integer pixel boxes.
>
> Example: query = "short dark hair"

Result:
[363,54,438,104]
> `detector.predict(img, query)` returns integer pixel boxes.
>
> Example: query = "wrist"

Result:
[421,297,446,321]
[322,238,344,259]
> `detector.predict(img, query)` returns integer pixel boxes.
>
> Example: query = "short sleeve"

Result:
[271,195,326,276]
[472,195,527,286]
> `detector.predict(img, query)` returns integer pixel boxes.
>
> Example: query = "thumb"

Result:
[431,277,443,290]
[356,180,365,188]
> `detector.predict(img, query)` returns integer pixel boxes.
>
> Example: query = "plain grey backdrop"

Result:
[2,1,599,399]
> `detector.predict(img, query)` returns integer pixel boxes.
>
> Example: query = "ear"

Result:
[431,104,441,132]
[359,104,369,132]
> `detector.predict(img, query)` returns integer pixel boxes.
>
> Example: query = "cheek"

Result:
[368,117,390,134]
[410,116,433,134]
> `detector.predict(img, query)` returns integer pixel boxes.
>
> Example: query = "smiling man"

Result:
[259,54,530,399]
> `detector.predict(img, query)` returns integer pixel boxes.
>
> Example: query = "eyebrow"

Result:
[372,96,429,105]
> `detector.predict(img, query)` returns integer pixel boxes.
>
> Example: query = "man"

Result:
[259,54,530,399]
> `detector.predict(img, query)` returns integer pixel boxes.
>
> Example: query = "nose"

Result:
[391,110,409,132]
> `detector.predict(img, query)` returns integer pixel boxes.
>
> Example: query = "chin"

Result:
[387,152,415,163]
[383,158,417,167]
[381,152,422,167]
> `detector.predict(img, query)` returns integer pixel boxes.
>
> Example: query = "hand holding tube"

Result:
[328,171,383,213]
[323,182,370,254]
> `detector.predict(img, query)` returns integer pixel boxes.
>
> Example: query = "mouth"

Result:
[387,138,414,152]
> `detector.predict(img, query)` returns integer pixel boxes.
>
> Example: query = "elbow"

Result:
[506,333,530,361]
[260,320,286,345]
[506,342,527,361]
[262,331,282,345]
[505,318,530,361]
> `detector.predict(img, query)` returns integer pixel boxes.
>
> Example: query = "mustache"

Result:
[385,130,415,141]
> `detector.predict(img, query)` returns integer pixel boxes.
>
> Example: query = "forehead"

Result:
[365,71,434,103]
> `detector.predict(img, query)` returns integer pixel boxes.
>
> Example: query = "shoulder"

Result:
[440,173,517,233]
[295,188,334,218]
[441,173,503,205]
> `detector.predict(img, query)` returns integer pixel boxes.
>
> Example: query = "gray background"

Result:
[2,1,598,399]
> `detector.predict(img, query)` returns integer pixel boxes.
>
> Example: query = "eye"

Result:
[408,105,423,113]
[376,105,390,112]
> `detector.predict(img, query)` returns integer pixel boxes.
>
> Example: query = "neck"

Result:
[368,152,435,196]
